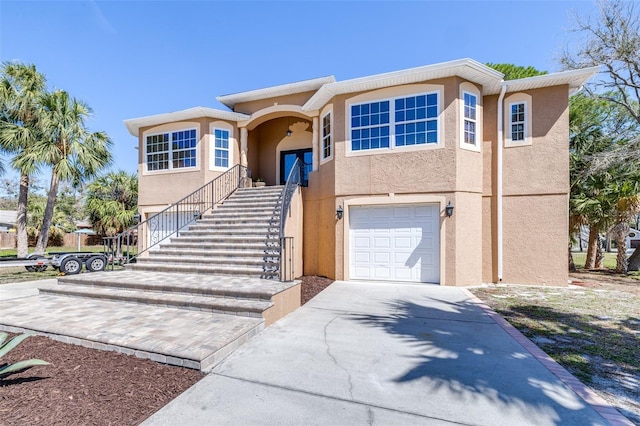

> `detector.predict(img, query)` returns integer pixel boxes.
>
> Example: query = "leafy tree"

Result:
[561,0,640,169]
[85,171,138,236]
[563,1,640,271]
[486,63,548,80]
[30,90,112,252]
[0,62,46,257]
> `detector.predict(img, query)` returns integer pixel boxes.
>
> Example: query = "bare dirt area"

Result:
[0,276,333,425]
[470,270,640,425]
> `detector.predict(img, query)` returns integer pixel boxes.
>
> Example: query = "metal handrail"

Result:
[278,158,302,281]
[106,164,249,264]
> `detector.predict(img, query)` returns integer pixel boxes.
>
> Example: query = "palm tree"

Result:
[0,62,46,257]
[31,90,112,252]
[84,171,138,236]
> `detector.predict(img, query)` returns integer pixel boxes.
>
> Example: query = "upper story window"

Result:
[463,92,477,145]
[213,128,230,168]
[510,103,526,141]
[322,112,332,160]
[349,92,439,152]
[504,93,532,147]
[146,128,197,171]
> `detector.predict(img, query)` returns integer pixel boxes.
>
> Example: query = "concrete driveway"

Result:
[143,281,619,425]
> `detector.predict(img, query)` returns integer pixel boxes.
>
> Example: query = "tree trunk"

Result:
[615,234,628,274]
[628,247,640,271]
[585,226,600,269]
[35,172,60,253]
[595,233,604,269]
[16,173,30,258]
[568,242,577,272]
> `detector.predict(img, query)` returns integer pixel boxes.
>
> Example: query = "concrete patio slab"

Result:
[144,281,620,426]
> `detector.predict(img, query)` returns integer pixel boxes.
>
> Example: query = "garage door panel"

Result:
[350,204,440,283]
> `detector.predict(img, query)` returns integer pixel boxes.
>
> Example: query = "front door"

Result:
[280,149,312,186]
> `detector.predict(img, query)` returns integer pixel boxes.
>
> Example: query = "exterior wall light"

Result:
[133,213,141,224]
[445,202,454,218]
[336,205,344,220]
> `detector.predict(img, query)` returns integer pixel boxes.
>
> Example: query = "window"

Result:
[510,103,526,142]
[322,112,332,160]
[145,128,197,171]
[349,92,439,152]
[463,92,477,145]
[146,133,169,171]
[213,128,230,168]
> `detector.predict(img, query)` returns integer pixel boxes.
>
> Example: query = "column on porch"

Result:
[312,117,319,172]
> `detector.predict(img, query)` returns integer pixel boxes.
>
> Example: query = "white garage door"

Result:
[350,204,440,283]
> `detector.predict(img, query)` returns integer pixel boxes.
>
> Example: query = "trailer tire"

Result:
[60,256,82,275]
[85,256,106,272]
[25,265,48,272]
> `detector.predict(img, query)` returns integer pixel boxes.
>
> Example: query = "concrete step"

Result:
[167,235,281,245]
[140,254,279,268]
[40,284,271,317]
[204,210,280,223]
[127,262,279,279]
[159,241,280,252]
[221,199,282,207]
[149,248,280,259]
[187,221,279,230]
[57,270,289,300]
[180,228,279,237]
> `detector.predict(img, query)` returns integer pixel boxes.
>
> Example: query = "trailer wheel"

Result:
[25,265,48,272]
[60,256,82,275]
[85,256,106,272]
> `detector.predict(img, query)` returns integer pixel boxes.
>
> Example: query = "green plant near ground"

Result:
[0,332,49,379]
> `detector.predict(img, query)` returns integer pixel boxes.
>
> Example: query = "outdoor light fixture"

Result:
[286,117,292,137]
[133,213,141,224]
[445,202,454,218]
[336,205,344,220]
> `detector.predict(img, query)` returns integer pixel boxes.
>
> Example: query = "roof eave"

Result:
[216,76,336,110]
[124,107,249,136]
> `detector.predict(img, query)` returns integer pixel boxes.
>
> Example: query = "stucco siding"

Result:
[234,90,318,115]
[502,193,568,286]
[503,86,569,196]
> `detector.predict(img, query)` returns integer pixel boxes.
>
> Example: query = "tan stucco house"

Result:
[124,58,597,287]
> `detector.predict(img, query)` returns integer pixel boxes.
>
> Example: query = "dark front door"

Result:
[280,149,312,186]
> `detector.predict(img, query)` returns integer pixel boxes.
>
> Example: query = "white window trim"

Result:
[504,93,533,147]
[209,122,235,172]
[459,82,481,152]
[144,127,199,174]
[346,90,443,157]
[320,110,333,164]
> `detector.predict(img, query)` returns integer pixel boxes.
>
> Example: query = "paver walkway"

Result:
[0,271,298,371]
[143,281,630,426]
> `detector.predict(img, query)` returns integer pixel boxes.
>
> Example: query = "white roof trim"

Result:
[124,107,249,136]
[217,76,336,110]
[303,58,504,111]
[493,66,601,96]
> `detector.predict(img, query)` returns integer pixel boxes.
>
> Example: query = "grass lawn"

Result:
[470,272,640,423]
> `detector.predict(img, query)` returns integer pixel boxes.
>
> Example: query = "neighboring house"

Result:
[628,229,640,250]
[0,210,17,232]
[124,58,597,286]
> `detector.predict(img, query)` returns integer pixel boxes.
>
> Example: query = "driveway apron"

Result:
[143,281,613,426]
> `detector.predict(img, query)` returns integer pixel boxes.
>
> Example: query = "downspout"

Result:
[497,83,507,282]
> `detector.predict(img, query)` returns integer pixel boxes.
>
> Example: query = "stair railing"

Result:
[105,164,250,265]
[278,158,302,281]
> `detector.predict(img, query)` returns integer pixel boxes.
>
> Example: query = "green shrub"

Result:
[0,332,50,379]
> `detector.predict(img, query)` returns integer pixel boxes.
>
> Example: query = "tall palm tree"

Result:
[85,171,138,236]
[31,90,112,252]
[0,62,46,257]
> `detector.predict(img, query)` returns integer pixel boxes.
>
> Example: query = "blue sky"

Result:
[1,0,598,177]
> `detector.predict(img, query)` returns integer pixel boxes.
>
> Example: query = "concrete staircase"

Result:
[128,186,284,279]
